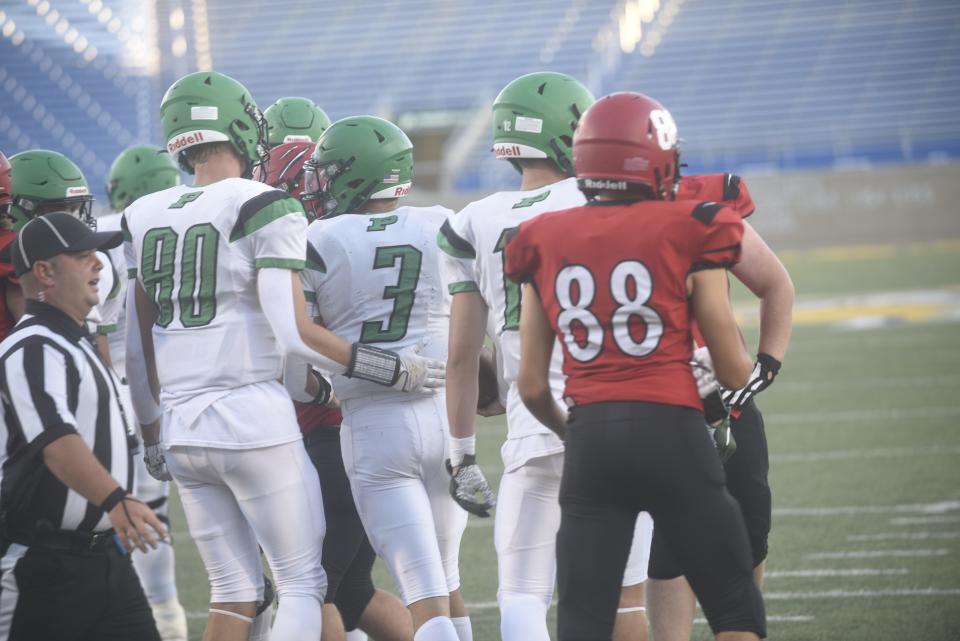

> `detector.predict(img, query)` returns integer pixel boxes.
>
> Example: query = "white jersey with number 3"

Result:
[123,178,308,445]
[301,206,452,406]
[439,178,584,461]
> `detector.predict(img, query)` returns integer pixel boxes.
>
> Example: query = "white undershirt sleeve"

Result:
[256,267,347,375]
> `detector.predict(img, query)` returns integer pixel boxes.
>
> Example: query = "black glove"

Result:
[446,454,495,517]
[722,352,782,408]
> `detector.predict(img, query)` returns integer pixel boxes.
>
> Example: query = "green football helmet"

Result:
[491,71,595,176]
[106,145,181,211]
[9,150,94,230]
[264,97,331,146]
[160,71,268,176]
[301,116,412,219]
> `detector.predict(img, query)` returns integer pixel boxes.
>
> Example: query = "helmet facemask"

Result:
[301,157,353,220]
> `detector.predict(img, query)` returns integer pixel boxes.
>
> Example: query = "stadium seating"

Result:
[1,0,957,204]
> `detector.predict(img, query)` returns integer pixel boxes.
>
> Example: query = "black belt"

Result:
[1,527,118,553]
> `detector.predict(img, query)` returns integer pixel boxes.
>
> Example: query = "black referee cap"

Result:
[13,212,122,277]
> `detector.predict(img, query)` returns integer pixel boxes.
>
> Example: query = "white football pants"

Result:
[167,440,326,606]
[341,392,468,605]
[495,451,653,603]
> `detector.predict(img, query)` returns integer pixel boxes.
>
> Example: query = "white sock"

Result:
[132,540,178,604]
[499,592,550,641]
[268,594,322,641]
[248,601,274,641]
[345,630,368,641]
[452,616,473,641]
[414,615,459,641]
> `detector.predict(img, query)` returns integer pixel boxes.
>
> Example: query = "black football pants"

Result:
[556,401,766,641]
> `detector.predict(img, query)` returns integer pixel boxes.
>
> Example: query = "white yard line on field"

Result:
[846,531,960,542]
[771,446,960,463]
[765,568,910,578]
[774,405,960,424]
[775,500,960,517]
[777,375,960,392]
[694,615,815,624]
[764,587,960,600]
[805,549,949,560]
[890,515,960,526]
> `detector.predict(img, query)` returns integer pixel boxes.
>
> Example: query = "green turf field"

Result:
[170,240,960,640]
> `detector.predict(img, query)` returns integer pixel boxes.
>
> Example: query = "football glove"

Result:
[722,352,782,409]
[144,443,172,481]
[703,389,737,463]
[690,346,719,398]
[446,454,496,517]
[710,416,738,464]
[347,344,446,393]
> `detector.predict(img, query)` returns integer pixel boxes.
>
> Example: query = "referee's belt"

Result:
[0,527,117,553]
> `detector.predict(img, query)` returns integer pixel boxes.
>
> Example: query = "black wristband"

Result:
[346,343,401,387]
[757,352,782,376]
[702,390,729,425]
[100,486,129,513]
[309,369,333,405]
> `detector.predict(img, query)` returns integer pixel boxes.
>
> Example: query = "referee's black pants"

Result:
[0,538,161,641]
[556,401,766,641]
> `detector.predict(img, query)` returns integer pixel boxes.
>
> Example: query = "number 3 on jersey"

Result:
[141,224,219,328]
[360,245,422,343]
[555,261,663,362]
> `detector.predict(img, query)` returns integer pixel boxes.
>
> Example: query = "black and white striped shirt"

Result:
[0,301,133,533]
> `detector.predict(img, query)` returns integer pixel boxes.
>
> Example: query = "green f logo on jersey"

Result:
[169,191,204,209]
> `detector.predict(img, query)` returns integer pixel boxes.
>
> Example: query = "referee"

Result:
[0,213,166,640]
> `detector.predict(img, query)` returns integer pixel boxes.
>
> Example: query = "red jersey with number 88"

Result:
[505,199,743,410]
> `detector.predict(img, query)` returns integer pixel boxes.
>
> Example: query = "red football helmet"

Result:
[254,141,315,201]
[573,92,680,200]
[0,151,12,219]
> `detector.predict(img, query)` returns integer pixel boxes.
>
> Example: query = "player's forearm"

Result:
[446,292,489,438]
[756,275,794,361]
[43,434,124,505]
[692,269,753,390]
[518,284,567,437]
[447,349,480,438]
[257,269,350,373]
[731,222,794,361]
[127,285,161,424]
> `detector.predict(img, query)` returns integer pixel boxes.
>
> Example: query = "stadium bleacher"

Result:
[1,0,958,205]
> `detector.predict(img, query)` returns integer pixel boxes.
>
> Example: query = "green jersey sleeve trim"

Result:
[120,214,132,243]
[304,290,317,304]
[255,257,306,270]
[107,262,121,300]
[305,244,327,273]
[437,219,476,259]
[230,190,307,242]
[448,280,480,295]
[96,323,118,335]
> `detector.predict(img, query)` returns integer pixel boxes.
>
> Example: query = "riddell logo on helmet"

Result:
[494,144,523,158]
[393,184,411,197]
[65,186,89,197]
[582,178,629,190]
[168,132,205,154]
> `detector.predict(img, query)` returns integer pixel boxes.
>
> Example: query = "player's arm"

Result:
[690,269,753,391]
[731,221,794,362]
[447,291,488,440]
[517,283,567,438]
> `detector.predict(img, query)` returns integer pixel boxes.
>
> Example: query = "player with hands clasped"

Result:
[439,72,654,641]
[506,92,766,641]
[122,72,441,641]
[298,116,468,641]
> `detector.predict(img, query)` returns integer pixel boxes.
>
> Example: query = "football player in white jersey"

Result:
[102,144,189,641]
[298,116,469,641]
[438,72,653,641]
[123,72,444,641]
